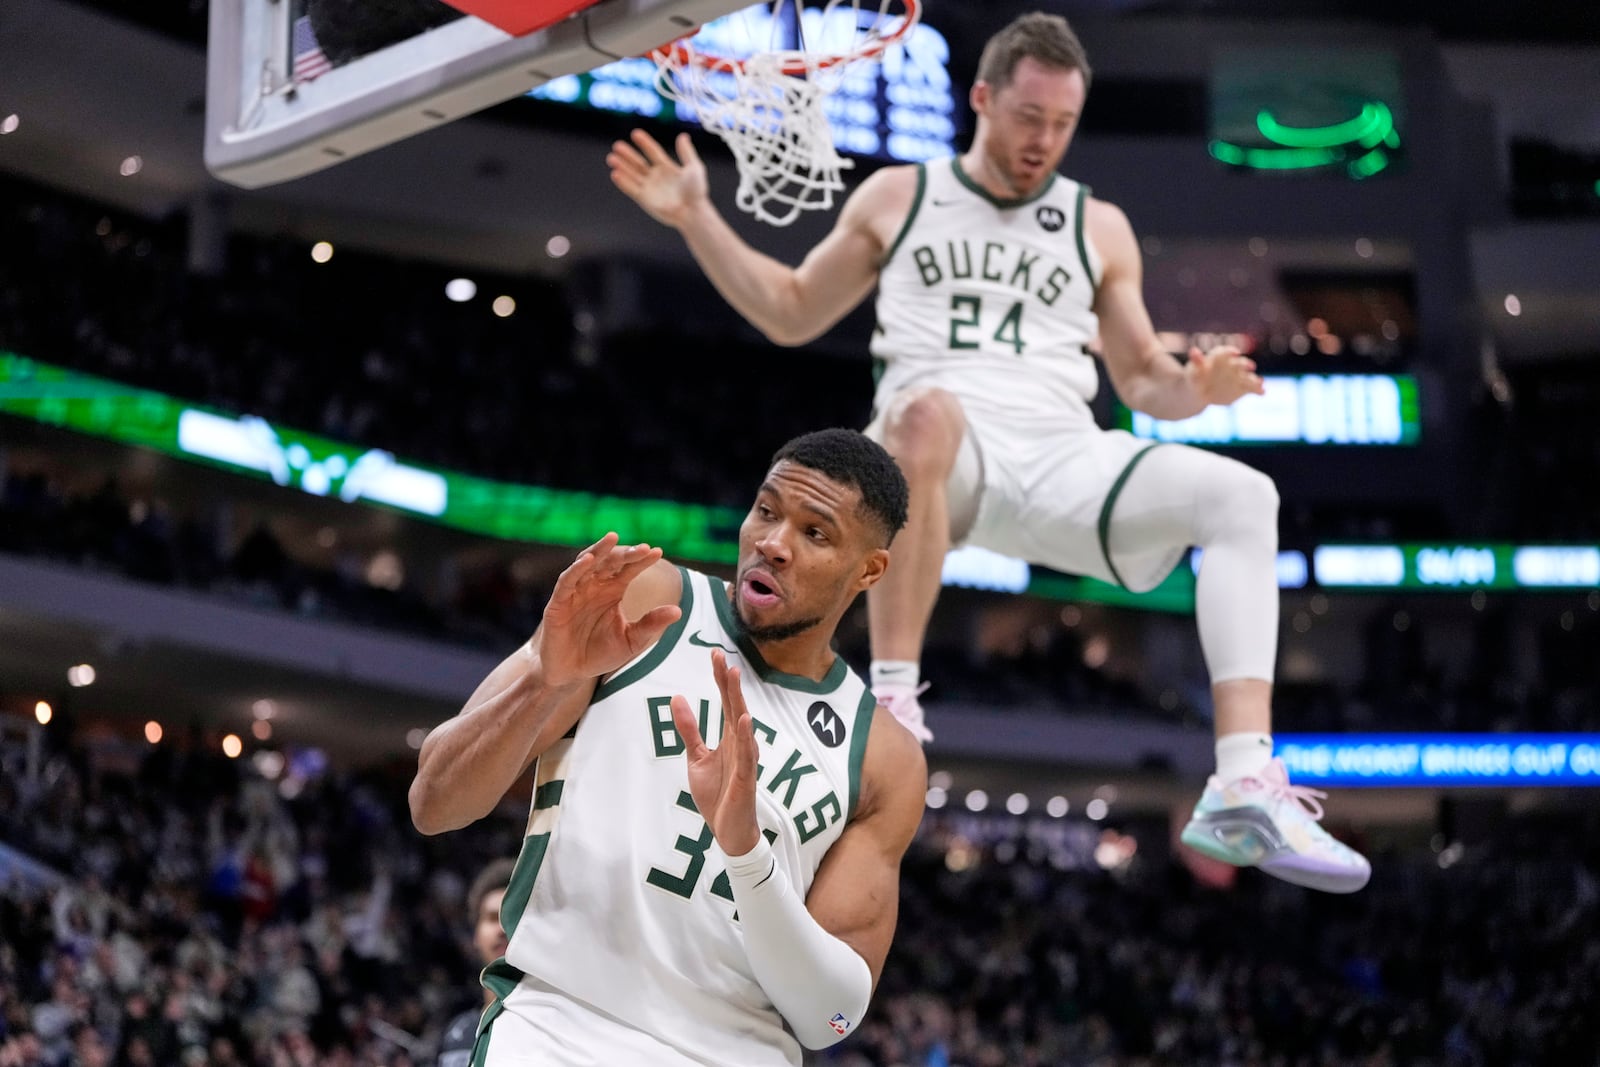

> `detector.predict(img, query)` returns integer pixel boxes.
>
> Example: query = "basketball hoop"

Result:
[649,0,921,227]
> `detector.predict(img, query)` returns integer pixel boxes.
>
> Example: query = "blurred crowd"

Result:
[0,729,516,1067]
[3,730,1599,1067]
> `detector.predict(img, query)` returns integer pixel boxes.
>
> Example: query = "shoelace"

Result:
[1261,760,1328,821]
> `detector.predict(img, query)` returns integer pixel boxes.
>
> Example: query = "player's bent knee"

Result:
[881,388,966,475]
[1207,464,1279,543]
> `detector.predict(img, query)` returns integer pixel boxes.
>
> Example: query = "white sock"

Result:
[1215,732,1273,782]
[870,660,920,692]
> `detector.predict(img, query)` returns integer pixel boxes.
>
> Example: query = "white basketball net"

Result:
[651,0,919,227]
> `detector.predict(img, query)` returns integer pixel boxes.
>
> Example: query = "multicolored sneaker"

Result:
[874,682,933,744]
[1180,757,1371,894]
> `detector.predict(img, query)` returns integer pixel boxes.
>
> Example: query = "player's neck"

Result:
[959,146,1030,201]
[748,628,839,682]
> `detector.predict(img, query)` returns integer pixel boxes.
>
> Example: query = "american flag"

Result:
[292,16,333,83]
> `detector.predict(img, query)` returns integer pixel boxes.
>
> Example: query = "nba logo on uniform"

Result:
[828,1013,850,1035]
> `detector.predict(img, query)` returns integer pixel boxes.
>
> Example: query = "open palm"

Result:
[606,129,710,229]
[672,649,762,857]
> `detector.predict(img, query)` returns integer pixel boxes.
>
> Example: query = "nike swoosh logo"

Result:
[930,198,962,206]
[688,631,738,654]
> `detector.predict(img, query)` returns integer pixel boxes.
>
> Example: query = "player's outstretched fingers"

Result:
[633,128,678,168]
[670,694,709,759]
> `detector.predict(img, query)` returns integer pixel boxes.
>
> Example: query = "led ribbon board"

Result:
[0,353,1198,610]
[1121,373,1419,446]
[1277,734,1600,787]
[1312,544,1600,590]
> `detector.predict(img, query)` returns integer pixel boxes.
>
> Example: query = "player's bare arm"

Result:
[607,129,915,345]
[409,541,681,836]
[1087,197,1264,421]
[798,709,927,986]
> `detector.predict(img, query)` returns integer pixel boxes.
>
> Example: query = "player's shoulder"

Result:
[845,162,924,216]
[857,706,928,818]
[1082,191,1132,231]
[620,557,686,621]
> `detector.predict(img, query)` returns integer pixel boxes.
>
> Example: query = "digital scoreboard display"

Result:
[1121,374,1420,446]
[529,3,959,163]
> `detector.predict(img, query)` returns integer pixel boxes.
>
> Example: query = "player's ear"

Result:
[855,547,890,591]
[971,79,990,117]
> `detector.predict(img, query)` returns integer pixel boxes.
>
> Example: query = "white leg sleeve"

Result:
[723,839,872,1049]
[1106,445,1281,683]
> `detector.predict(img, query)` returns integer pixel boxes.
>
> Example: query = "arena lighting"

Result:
[1504,294,1522,316]
[492,295,517,318]
[445,278,477,302]
[964,789,988,813]
[1045,796,1069,818]
[405,728,428,750]
[34,701,52,725]
[1084,798,1109,821]
[310,241,334,263]
[1005,792,1029,815]
[1,114,18,134]
[925,786,947,809]
[221,733,243,758]
[252,720,273,741]
[67,663,96,687]
[119,155,144,177]
[252,699,277,720]
[144,721,163,744]
[545,235,571,258]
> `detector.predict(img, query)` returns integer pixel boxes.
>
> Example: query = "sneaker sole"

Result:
[1181,811,1371,894]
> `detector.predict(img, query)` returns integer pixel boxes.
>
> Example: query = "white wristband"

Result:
[723,838,872,1049]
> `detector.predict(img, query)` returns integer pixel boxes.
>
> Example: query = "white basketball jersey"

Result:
[489,568,876,1066]
[870,156,1105,428]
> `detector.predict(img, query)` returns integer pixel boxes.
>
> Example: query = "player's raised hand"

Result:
[536,533,681,688]
[606,129,710,229]
[672,650,762,857]
[1188,345,1265,406]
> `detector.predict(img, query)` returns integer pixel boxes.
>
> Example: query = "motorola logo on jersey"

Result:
[1036,205,1066,232]
[807,702,846,748]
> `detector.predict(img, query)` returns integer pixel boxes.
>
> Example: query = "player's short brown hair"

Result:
[975,12,1092,93]
[467,858,516,925]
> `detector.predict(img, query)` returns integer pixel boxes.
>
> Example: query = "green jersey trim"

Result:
[709,576,848,695]
[472,956,526,1059]
[1074,183,1098,289]
[497,830,551,942]
[591,565,694,703]
[951,155,1058,209]
[846,689,877,820]
[881,162,927,268]
[1097,443,1163,590]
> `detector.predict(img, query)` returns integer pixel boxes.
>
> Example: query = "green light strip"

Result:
[0,352,1198,612]
[0,352,743,564]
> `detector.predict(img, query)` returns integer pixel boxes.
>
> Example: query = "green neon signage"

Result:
[1210,100,1400,179]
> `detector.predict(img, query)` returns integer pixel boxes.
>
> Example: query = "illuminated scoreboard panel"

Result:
[529,3,958,163]
[1121,374,1420,446]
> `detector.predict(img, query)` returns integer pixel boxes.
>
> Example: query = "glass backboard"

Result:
[205,0,749,188]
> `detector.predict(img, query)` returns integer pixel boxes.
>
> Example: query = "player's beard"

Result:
[734,601,825,643]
